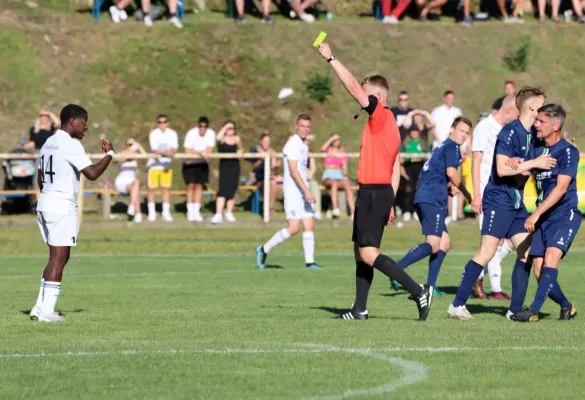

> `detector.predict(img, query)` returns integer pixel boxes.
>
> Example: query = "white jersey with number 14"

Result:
[36,130,93,215]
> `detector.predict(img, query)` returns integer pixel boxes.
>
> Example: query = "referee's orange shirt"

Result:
[357,96,401,185]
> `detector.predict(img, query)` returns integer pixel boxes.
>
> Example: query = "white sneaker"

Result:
[314,211,322,220]
[382,15,398,24]
[109,6,121,23]
[162,213,173,222]
[448,304,474,320]
[332,208,341,218]
[299,13,315,22]
[169,16,183,29]
[211,213,223,224]
[187,213,196,222]
[38,314,68,322]
[119,9,128,20]
[133,213,143,223]
[564,10,574,22]
[192,212,204,223]
[144,15,153,27]
[413,212,419,222]
[127,205,136,217]
[445,216,453,226]
[29,305,60,320]
[289,10,297,18]
[224,212,236,223]
[148,213,156,222]
[403,212,411,222]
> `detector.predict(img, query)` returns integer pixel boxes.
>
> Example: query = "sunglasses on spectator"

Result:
[158,120,168,124]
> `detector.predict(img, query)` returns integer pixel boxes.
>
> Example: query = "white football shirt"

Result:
[431,104,463,148]
[147,128,179,170]
[282,134,309,199]
[183,127,216,164]
[472,114,503,194]
[36,130,92,215]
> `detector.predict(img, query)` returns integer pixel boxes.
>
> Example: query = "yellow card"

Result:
[313,31,327,47]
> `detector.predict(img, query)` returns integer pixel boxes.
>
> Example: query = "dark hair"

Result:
[505,80,515,86]
[60,104,88,125]
[538,104,566,130]
[157,114,168,121]
[360,75,390,91]
[452,116,473,129]
[443,90,455,97]
[296,114,312,123]
[398,90,408,97]
[198,116,209,125]
[259,133,271,141]
[224,120,236,129]
[516,86,546,110]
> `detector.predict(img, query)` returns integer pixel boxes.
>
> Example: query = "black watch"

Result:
[327,54,336,63]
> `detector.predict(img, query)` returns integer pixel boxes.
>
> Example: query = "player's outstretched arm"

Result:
[496,154,556,177]
[81,137,114,181]
[317,43,369,108]
[446,167,472,203]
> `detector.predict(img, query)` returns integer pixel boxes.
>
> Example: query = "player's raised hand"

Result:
[534,154,557,170]
[524,212,540,233]
[101,137,113,153]
[318,43,333,60]
[471,195,482,215]
[387,207,396,226]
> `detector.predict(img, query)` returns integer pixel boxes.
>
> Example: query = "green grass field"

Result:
[0,218,584,399]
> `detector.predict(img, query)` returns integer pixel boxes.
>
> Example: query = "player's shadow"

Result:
[380,292,407,298]
[263,264,284,269]
[21,309,87,316]
[466,304,551,318]
[437,286,459,295]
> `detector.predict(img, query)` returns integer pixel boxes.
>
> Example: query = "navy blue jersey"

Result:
[482,120,535,210]
[414,138,461,208]
[531,138,579,219]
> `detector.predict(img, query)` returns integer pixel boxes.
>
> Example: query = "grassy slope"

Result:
[0,222,584,399]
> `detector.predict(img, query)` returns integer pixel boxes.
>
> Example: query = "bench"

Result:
[92,0,185,21]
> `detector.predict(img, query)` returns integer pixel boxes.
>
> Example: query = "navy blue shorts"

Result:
[415,203,447,237]
[481,206,529,239]
[529,208,581,259]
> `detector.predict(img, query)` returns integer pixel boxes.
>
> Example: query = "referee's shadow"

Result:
[20,308,87,316]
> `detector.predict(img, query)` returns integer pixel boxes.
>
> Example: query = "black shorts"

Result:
[352,184,395,248]
[182,163,209,184]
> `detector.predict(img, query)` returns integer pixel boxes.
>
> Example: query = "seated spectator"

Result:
[109,0,131,23]
[400,127,426,222]
[235,0,273,23]
[288,0,318,22]
[400,109,436,150]
[140,0,183,28]
[114,138,147,223]
[248,134,282,215]
[491,80,516,112]
[320,134,355,218]
[183,116,216,222]
[538,0,585,22]
[211,122,243,224]
[417,0,472,25]
[381,0,412,23]
[25,109,60,151]
[390,91,413,141]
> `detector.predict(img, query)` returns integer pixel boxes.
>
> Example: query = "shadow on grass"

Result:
[263,264,284,269]
[21,309,87,316]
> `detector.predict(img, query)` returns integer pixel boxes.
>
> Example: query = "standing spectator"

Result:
[390,91,413,141]
[235,0,273,23]
[25,109,60,151]
[401,110,436,150]
[248,134,282,215]
[381,0,412,23]
[146,114,178,222]
[491,80,516,112]
[320,134,355,218]
[288,0,319,22]
[109,0,131,23]
[183,116,216,222]
[211,122,242,224]
[140,0,183,28]
[400,126,426,222]
[431,90,462,149]
[114,138,147,223]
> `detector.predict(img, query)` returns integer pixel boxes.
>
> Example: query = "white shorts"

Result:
[115,175,136,194]
[284,195,314,220]
[37,211,79,247]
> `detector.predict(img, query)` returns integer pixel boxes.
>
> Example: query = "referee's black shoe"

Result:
[340,307,368,320]
[559,304,577,320]
[409,285,433,321]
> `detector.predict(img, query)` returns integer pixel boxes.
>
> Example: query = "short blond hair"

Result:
[361,75,389,92]
[516,86,545,110]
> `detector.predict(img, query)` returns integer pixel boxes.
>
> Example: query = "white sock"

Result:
[302,231,315,264]
[263,228,291,254]
[127,205,136,216]
[194,203,201,213]
[500,240,513,260]
[487,246,503,292]
[162,203,171,214]
[187,203,194,215]
[479,269,485,279]
[41,281,61,316]
[34,276,44,309]
[148,202,156,216]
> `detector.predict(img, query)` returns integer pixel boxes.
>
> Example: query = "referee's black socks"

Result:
[373,254,423,296]
[353,261,373,313]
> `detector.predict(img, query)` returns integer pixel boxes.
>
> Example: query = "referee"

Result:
[317,43,433,321]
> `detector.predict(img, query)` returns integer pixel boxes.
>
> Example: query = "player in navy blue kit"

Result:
[394,117,472,297]
[448,87,557,320]
[510,104,579,322]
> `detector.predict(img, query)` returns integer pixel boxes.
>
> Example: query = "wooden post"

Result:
[102,191,111,220]
[77,174,85,226]
[263,154,271,223]
[338,191,348,215]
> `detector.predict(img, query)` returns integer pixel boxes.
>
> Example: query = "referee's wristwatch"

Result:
[106,150,115,157]
[327,54,336,63]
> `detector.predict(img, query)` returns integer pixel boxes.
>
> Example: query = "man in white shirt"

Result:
[469,95,519,300]
[255,114,321,270]
[182,116,216,222]
[431,90,463,149]
[32,104,115,322]
[146,114,178,222]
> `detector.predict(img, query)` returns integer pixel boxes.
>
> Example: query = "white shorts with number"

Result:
[36,211,79,247]
[284,195,314,220]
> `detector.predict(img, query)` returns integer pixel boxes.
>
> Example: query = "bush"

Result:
[305,72,333,103]
[504,36,530,72]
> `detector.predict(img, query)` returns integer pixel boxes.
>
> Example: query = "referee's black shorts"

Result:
[352,184,395,248]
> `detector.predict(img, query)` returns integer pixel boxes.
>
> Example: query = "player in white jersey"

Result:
[470,95,518,300]
[255,114,321,269]
[31,104,115,322]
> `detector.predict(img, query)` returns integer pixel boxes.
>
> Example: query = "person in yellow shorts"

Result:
[146,114,178,222]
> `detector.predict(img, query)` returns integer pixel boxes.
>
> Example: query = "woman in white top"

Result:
[114,138,146,222]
